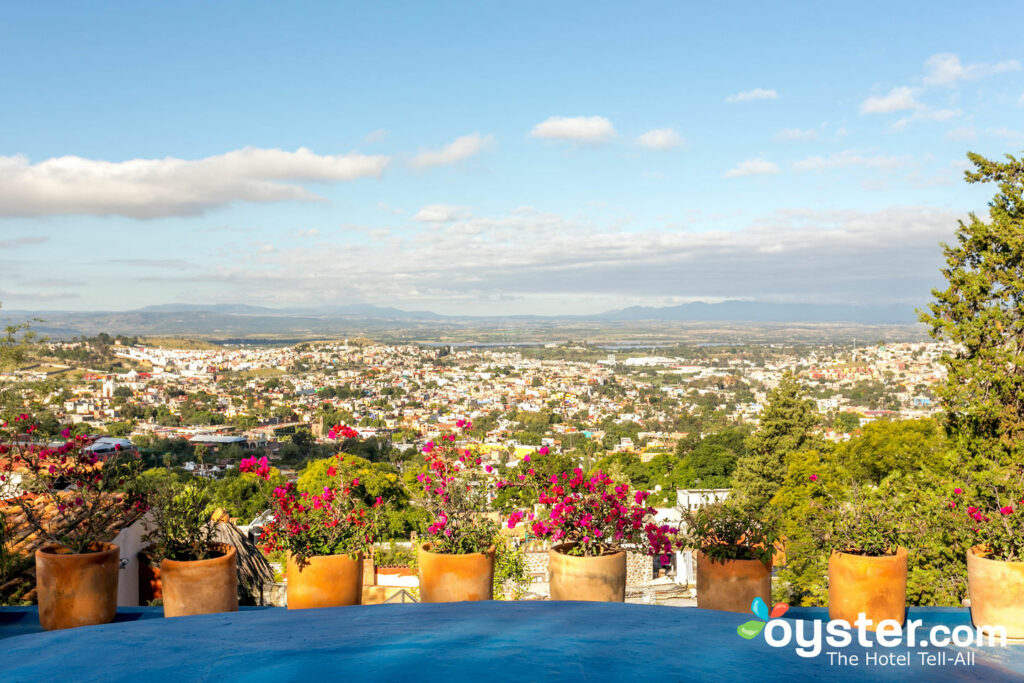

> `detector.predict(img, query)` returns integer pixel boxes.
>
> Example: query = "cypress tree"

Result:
[920,151,1024,481]
[732,372,818,507]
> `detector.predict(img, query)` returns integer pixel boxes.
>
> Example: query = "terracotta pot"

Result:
[549,543,626,602]
[35,542,120,631]
[828,547,907,629]
[160,543,238,618]
[417,543,494,603]
[967,545,1024,639]
[695,550,771,613]
[138,551,162,604]
[286,552,363,609]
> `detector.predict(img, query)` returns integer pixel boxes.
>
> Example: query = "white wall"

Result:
[110,515,151,606]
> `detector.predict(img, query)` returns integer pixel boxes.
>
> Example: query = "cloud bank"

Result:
[0,147,390,218]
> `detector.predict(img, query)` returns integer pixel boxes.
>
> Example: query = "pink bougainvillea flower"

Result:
[1000,506,1014,515]
[60,427,71,439]
[954,488,963,495]
[538,446,550,455]
[808,474,819,482]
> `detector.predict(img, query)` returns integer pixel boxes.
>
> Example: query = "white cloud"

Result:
[944,126,977,142]
[413,204,471,223]
[793,150,913,172]
[529,116,616,143]
[0,147,390,218]
[293,228,320,238]
[892,107,962,131]
[725,88,779,103]
[636,128,684,150]
[923,53,1021,86]
[409,132,493,169]
[364,129,389,143]
[774,128,820,142]
[725,158,780,178]
[860,87,922,114]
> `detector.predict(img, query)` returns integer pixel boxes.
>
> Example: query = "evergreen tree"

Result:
[920,151,1024,481]
[732,372,818,507]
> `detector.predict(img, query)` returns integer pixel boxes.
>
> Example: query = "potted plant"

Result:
[677,500,776,613]
[241,441,382,610]
[1,421,144,630]
[505,457,677,602]
[809,479,909,629]
[141,477,237,618]
[951,470,1024,638]
[415,421,499,602]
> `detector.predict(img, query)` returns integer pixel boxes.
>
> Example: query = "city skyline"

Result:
[2,2,1024,315]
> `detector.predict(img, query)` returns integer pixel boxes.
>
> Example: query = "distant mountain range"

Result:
[0,300,921,340]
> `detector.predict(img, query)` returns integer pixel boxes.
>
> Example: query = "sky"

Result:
[1,1,1023,315]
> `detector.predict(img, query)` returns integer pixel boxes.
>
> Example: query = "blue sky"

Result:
[1,1,1023,315]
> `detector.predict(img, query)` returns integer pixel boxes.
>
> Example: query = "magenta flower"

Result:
[808,474,819,482]
[954,488,963,495]
[1000,506,1014,515]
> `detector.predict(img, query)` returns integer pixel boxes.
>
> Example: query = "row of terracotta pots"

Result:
[279,542,627,609]
[695,545,1024,639]
[36,542,239,631]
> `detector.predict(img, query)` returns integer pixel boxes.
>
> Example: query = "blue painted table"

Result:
[1,603,1022,681]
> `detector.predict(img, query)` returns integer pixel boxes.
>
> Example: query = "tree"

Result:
[731,373,818,508]
[920,151,1024,482]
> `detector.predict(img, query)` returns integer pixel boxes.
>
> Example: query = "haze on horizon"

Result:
[1,2,1023,317]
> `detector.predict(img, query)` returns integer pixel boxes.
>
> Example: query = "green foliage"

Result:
[140,478,220,562]
[675,425,750,489]
[210,467,284,523]
[920,151,1024,481]
[373,541,415,567]
[770,420,966,608]
[833,418,949,485]
[492,534,530,600]
[732,373,818,508]
[677,500,776,563]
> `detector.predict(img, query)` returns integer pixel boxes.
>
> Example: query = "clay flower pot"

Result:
[549,543,626,602]
[828,547,907,629]
[138,551,162,605]
[417,543,494,602]
[160,543,238,618]
[35,542,120,631]
[695,550,771,613]
[286,552,363,609]
[967,545,1024,639]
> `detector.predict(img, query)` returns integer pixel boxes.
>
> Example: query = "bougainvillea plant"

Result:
[503,455,677,561]
[0,418,144,554]
[416,420,499,555]
[949,468,1024,562]
[240,426,381,565]
[676,499,777,564]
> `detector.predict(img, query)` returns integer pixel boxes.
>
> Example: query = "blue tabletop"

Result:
[1,603,1022,682]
